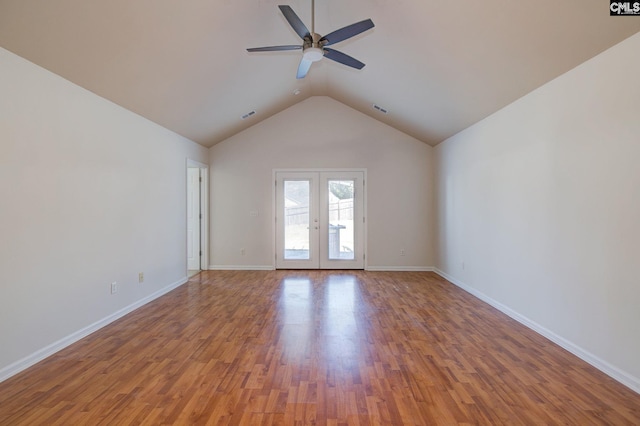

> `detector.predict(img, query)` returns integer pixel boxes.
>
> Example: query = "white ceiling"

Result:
[1,0,638,147]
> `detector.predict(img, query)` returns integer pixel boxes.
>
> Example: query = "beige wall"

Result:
[434,33,640,391]
[209,96,436,270]
[0,48,208,379]
[3,30,639,395]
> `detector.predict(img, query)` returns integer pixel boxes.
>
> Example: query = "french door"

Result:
[275,171,365,269]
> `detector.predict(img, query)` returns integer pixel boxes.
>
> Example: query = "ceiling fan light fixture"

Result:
[303,47,324,62]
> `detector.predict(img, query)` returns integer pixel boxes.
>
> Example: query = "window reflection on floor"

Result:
[279,275,363,366]
[322,275,361,365]
[280,277,312,361]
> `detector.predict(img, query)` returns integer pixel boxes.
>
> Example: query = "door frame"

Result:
[272,168,367,269]
[187,159,209,274]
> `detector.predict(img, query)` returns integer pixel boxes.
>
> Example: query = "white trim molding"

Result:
[186,158,209,274]
[209,266,434,272]
[0,277,189,384]
[366,266,434,272]
[434,268,640,395]
[208,265,275,271]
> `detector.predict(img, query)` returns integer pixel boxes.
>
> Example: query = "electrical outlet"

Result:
[138,272,144,283]
[240,248,246,255]
[111,282,117,294]
[400,249,405,256]
[462,261,465,270]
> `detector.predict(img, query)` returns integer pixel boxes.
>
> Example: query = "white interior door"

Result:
[275,170,364,269]
[187,167,201,271]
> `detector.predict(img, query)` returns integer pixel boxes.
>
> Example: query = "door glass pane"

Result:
[284,180,310,260]
[327,180,355,260]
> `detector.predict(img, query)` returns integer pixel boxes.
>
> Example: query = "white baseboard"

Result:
[208,265,275,271]
[434,268,640,395]
[208,265,435,272]
[0,277,188,384]
[366,266,434,272]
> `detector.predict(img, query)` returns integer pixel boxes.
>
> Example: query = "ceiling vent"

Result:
[241,110,256,120]
[372,104,388,114]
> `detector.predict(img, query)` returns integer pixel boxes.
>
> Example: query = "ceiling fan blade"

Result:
[323,48,365,70]
[320,19,374,46]
[296,58,313,79]
[278,5,311,40]
[247,45,302,52]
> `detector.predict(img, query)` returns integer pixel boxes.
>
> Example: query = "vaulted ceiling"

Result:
[1,0,638,147]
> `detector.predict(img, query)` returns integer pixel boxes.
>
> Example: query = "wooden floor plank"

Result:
[0,270,639,425]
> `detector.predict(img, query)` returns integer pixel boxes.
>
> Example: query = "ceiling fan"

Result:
[247,0,374,79]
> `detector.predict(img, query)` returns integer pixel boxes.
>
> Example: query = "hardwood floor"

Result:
[1,271,638,425]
